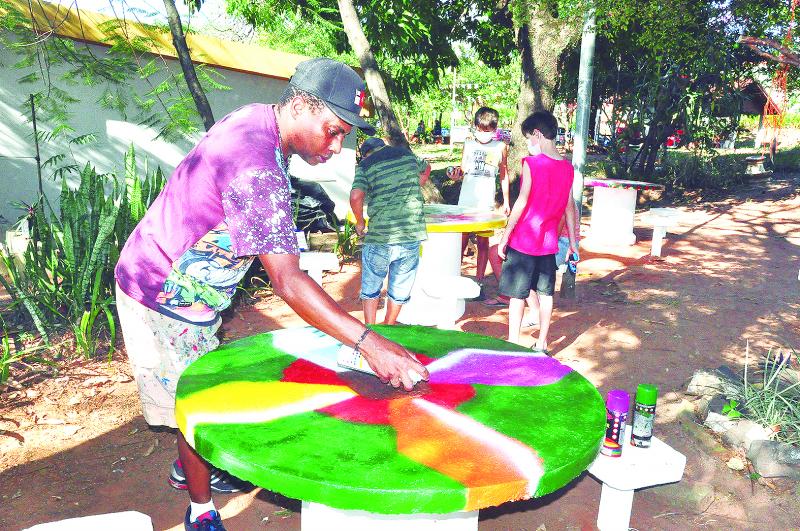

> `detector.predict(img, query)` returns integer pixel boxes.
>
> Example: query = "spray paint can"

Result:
[631,384,658,448]
[601,389,630,457]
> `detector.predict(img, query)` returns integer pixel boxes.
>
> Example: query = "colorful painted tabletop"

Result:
[175,326,605,514]
[584,178,665,191]
[423,204,507,233]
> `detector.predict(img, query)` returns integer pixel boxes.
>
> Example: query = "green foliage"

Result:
[251,8,354,62]
[0,317,49,384]
[333,219,360,261]
[726,345,800,446]
[0,146,165,359]
[227,0,508,102]
[558,0,798,175]
[723,399,743,419]
[396,50,521,134]
[655,150,748,191]
[0,1,228,144]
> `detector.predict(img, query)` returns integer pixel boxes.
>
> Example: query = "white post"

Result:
[651,225,667,257]
[449,68,458,156]
[596,483,635,531]
[573,8,596,220]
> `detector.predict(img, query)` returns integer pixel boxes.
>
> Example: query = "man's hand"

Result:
[355,219,366,237]
[359,330,429,390]
[450,167,464,181]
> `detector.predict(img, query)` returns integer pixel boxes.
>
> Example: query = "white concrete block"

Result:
[299,251,340,285]
[24,511,153,531]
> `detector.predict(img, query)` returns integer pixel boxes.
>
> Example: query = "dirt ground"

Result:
[2,172,800,531]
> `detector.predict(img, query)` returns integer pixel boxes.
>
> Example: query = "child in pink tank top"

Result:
[496,111,578,352]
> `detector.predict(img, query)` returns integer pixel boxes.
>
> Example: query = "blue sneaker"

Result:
[169,460,251,493]
[184,507,226,531]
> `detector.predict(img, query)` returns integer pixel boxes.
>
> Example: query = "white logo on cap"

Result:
[354,89,365,108]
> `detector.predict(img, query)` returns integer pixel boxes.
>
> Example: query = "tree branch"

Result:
[739,36,800,68]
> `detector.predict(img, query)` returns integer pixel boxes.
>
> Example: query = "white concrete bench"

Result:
[299,251,340,286]
[645,208,681,257]
[422,275,480,330]
[24,511,153,530]
[587,428,686,531]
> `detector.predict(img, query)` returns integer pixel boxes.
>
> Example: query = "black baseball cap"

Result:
[359,137,385,158]
[290,58,376,135]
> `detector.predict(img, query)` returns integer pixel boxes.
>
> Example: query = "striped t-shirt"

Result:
[352,146,428,244]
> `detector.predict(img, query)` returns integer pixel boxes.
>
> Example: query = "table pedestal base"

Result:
[588,186,637,247]
[595,483,634,531]
[301,502,478,530]
[398,232,466,327]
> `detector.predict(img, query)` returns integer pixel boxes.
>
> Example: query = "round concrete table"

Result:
[175,326,605,530]
[584,179,665,247]
[398,204,506,327]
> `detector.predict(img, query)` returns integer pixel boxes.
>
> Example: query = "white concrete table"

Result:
[397,204,506,327]
[587,427,686,531]
[175,326,606,531]
[584,179,665,247]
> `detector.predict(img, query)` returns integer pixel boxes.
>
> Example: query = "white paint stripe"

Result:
[413,398,543,496]
[271,327,344,372]
[184,391,355,445]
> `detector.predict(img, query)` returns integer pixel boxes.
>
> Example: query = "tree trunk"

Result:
[508,11,579,180]
[163,0,215,131]
[337,0,442,203]
[635,81,678,175]
[336,0,407,149]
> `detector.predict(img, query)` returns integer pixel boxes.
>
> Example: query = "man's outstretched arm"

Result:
[258,253,428,389]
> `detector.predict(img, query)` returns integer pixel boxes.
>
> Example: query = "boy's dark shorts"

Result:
[498,247,557,298]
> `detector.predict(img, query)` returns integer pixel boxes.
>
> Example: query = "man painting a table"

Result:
[114,57,428,531]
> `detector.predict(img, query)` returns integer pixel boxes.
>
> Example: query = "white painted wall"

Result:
[0,40,357,233]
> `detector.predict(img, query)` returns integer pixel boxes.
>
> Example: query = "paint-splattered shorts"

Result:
[115,284,220,428]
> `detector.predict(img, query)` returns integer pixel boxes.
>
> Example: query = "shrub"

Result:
[656,151,748,190]
[0,145,165,359]
[333,219,360,261]
[726,345,800,446]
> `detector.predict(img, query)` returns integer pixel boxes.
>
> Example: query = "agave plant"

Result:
[727,344,800,445]
[0,145,165,359]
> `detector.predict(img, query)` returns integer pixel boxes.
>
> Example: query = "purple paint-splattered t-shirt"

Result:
[115,104,298,325]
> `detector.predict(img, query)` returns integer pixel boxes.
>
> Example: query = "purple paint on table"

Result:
[427,349,572,386]
[426,212,499,224]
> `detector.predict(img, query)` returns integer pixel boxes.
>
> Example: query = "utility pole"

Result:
[572,8,596,219]
[449,67,458,156]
